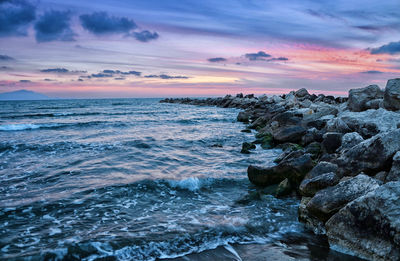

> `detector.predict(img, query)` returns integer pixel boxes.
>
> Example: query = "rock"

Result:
[338,132,364,151]
[348,84,383,112]
[241,142,256,154]
[241,129,251,133]
[237,111,251,122]
[305,161,338,179]
[299,172,340,197]
[383,78,400,111]
[326,182,400,261]
[275,178,292,197]
[272,125,307,143]
[248,152,313,187]
[374,171,388,183]
[295,88,310,98]
[254,132,274,149]
[298,196,326,234]
[306,174,380,222]
[365,98,382,110]
[247,165,286,187]
[337,129,400,176]
[321,132,343,154]
[304,142,321,159]
[386,151,400,182]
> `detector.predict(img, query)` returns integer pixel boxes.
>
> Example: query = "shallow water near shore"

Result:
[0,98,362,260]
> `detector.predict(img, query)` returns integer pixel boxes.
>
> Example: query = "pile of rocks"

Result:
[161,78,400,260]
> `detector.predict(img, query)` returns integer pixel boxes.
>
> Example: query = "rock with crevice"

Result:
[383,78,400,111]
[326,182,400,261]
[348,84,383,112]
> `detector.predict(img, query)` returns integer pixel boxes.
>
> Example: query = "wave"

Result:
[0,121,109,132]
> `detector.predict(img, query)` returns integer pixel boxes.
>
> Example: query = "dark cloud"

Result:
[370,41,400,55]
[91,73,113,78]
[268,57,289,61]
[78,78,84,81]
[44,78,55,81]
[102,70,141,76]
[41,68,69,73]
[19,79,31,83]
[361,70,383,74]
[34,10,75,42]
[0,54,14,61]
[0,66,11,70]
[0,0,36,37]
[245,51,271,61]
[130,30,159,42]
[80,12,137,35]
[208,57,227,63]
[114,77,125,80]
[144,74,189,79]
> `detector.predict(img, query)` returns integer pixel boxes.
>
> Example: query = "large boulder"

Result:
[306,174,380,222]
[338,132,364,151]
[321,132,343,154]
[326,182,400,261]
[247,165,285,186]
[305,161,338,179]
[295,88,310,98]
[299,172,340,197]
[336,129,400,176]
[383,78,400,111]
[348,84,383,112]
[237,111,251,122]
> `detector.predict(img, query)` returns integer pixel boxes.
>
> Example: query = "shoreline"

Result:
[161,78,400,261]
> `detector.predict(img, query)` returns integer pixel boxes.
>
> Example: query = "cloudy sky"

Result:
[0,0,399,98]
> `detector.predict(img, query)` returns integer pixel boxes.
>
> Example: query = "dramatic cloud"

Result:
[0,54,14,61]
[268,57,289,61]
[40,68,69,73]
[0,66,11,70]
[370,41,400,55]
[44,78,55,81]
[208,57,227,63]
[361,70,383,74]
[80,12,137,35]
[34,10,75,42]
[19,79,31,83]
[131,30,159,42]
[245,51,271,61]
[0,0,36,37]
[144,74,189,79]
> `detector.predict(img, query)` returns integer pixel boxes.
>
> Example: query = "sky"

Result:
[0,0,399,98]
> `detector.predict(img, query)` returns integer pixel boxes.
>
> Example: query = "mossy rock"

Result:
[254,132,274,149]
[241,142,256,154]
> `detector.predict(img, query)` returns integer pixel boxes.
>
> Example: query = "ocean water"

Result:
[0,99,361,260]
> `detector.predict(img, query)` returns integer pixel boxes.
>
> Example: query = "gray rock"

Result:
[272,125,307,143]
[365,98,382,110]
[338,132,364,151]
[337,129,400,176]
[306,174,380,222]
[383,78,400,111]
[298,196,326,234]
[300,172,340,197]
[374,171,388,183]
[348,84,383,112]
[241,142,256,154]
[304,142,322,159]
[295,88,310,98]
[247,165,286,186]
[237,111,251,122]
[326,182,400,261]
[305,161,338,179]
[386,151,400,182]
[321,132,343,154]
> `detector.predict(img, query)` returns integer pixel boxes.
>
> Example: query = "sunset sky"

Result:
[0,0,399,98]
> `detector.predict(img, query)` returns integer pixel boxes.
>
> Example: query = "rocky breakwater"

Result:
[161,78,400,260]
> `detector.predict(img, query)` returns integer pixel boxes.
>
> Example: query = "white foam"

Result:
[0,124,41,131]
[168,177,202,191]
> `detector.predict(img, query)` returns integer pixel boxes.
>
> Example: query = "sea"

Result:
[0,99,362,260]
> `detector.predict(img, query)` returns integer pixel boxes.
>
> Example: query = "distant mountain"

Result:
[0,90,51,101]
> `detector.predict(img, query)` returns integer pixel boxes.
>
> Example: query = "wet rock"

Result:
[374,171,388,183]
[241,142,256,154]
[386,151,400,182]
[321,132,343,154]
[237,111,251,122]
[305,161,338,179]
[304,142,321,159]
[326,182,400,261]
[241,129,252,133]
[365,98,382,110]
[383,78,400,111]
[306,174,380,222]
[337,129,400,176]
[254,132,274,149]
[299,172,340,197]
[248,152,313,187]
[275,178,292,197]
[272,125,307,143]
[348,84,383,112]
[298,196,326,234]
[247,165,286,187]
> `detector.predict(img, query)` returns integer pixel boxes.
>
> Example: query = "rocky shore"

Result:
[160,78,400,261]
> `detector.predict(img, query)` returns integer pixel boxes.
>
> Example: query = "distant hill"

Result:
[0,90,51,100]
